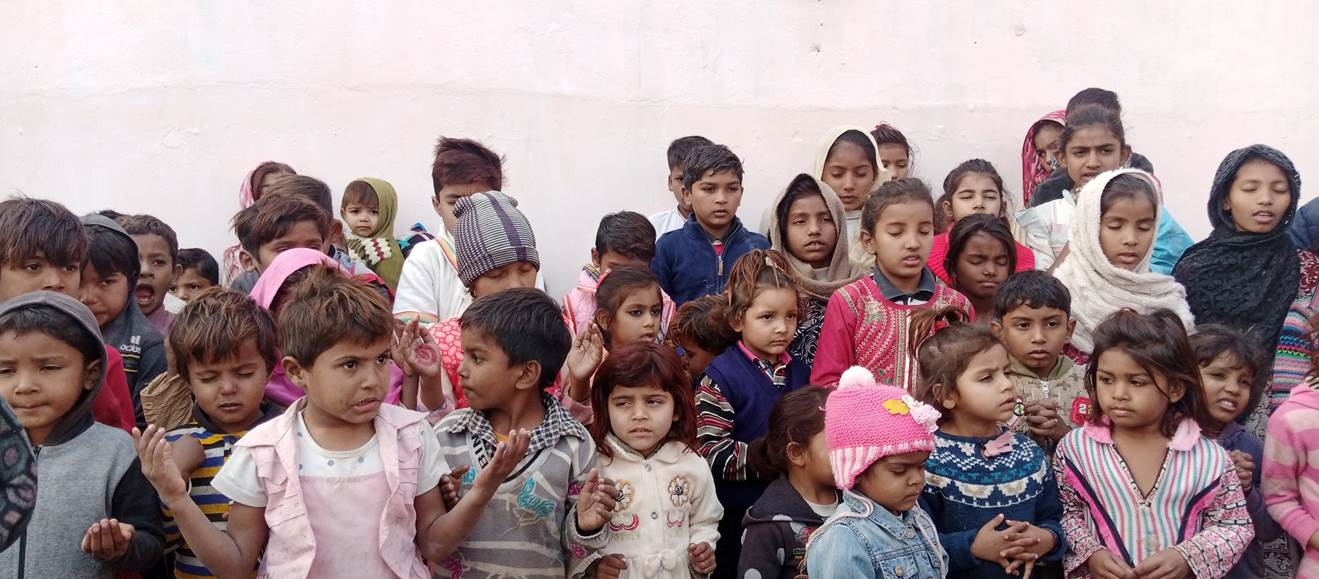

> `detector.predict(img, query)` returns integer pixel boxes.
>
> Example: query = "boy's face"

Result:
[433,182,490,234]
[667,165,690,212]
[860,201,933,291]
[188,338,270,433]
[457,326,535,411]
[0,329,100,446]
[286,336,392,426]
[253,220,326,273]
[1198,351,1253,429]
[991,305,1075,378]
[678,340,717,379]
[855,451,929,513]
[682,169,743,237]
[591,250,647,275]
[171,268,215,303]
[471,261,538,299]
[342,203,382,238]
[132,234,180,317]
[80,267,131,328]
[0,252,81,302]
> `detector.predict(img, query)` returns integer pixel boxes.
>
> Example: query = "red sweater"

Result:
[93,346,136,432]
[928,232,1036,286]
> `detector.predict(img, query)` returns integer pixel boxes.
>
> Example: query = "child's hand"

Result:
[1024,400,1070,442]
[1228,450,1255,492]
[133,425,188,501]
[393,319,441,380]
[473,429,530,494]
[590,554,628,579]
[565,324,605,401]
[999,522,1056,575]
[688,542,716,574]
[969,514,1029,569]
[1130,549,1189,579]
[80,518,135,561]
[170,435,205,480]
[440,465,470,510]
[575,468,618,533]
[1087,549,1135,579]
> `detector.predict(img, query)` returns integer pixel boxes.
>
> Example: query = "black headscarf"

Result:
[1173,144,1301,353]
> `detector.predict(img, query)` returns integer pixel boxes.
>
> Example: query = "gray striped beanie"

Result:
[454,191,540,287]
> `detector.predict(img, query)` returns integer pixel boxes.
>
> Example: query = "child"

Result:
[929,159,1035,282]
[1022,111,1067,206]
[574,341,722,578]
[990,271,1088,455]
[159,288,281,579]
[172,247,219,303]
[814,127,887,245]
[767,174,866,366]
[0,291,164,577]
[592,265,666,350]
[1265,344,1319,578]
[1191,325,1286,578]
[117,213,182,336]
[940,214,1016,320]
[811,177,972,388]
[911,307,1064,578]
[564,211,676,340]
[670,294,738,380]
[223,161,296,288]
[739,387,836,579]
[135,268,525,578]
[695,249,810,577]
[871,122,913,180]
[81,214,167,422]
[230,190,331,276]
[804,366,946,577]
[432,288,618,578]
[341,177,405,290]
[1057,309,1253,578]
[651,135,716,238]
[652,144,769,305]
[1052,169,1195,353]
[1028,89,1156,208]
[248,248,345,407]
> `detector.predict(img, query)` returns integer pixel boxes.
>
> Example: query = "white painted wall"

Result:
[3,0,1316,295]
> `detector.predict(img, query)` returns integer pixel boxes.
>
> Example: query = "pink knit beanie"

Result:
[826,366,941,489]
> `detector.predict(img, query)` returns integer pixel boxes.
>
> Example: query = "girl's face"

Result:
[951,232,1010,304]
[601,285,664,348]
[1034,122,1063,170]
[941,344,1016,426]
[1099,195,1157,271]
[1225,159,1291,234]
[948,174,1003,225]
[1095,347,1183,433]
[788,430,836,488]
[289,336,393,428]
[1064,124,1128,192]
[860,201,934,289]
[731,287,798,362]
[79,268,130,328]
[822,141,877,212]
[1198,351,1253,430]
[878,144,911,180]
[606,383,676,456]
[784,194,838,269]
[855,451,929,513]
[342,203,382,237]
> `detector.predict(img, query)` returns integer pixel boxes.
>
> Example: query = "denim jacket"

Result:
[805,490,947,579]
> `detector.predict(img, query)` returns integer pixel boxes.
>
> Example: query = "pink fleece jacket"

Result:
[1264,379,1319,575]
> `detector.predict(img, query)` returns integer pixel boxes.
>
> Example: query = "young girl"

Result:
[223,161,296,287]
[811,177,972,389]
[1191,325,1287,579]
[1057,309,1253,578]
[695,249,810,576]
[912,307,1064,578]
[941,214,1016,321]
[929,159,1035,283]
[739,387,836,579]
[1052,169,1194,354]
[341,178,405,290]
[593,265,666,351]
[1021,111,1066,206]
[573,342,721,578]
[1265,332,1319,577]
[767,173,866,366]
[248,247,345,408]
[871,122,913,180]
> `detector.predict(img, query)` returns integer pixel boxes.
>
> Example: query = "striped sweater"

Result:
[1056,419,1253,578]
[1266,251,1319,411]
[1264,380,1319,576]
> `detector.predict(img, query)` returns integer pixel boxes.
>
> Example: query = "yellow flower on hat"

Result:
[883,399,910,415]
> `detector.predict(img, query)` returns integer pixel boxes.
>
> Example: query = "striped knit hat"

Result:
[825,366,940,489]
[454,191,539,287]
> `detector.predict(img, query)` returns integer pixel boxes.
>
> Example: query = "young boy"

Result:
[670,294,737,380]
[116,214,183,336]
[230,191,331,277]
[172,248,219,303]
[433,288,617,578]
[563,210,675,339]
[989,271,1088,455]
[0,291,164,577]
[649,135,715,238]
[81,214,167,425]
[651,144,769,304]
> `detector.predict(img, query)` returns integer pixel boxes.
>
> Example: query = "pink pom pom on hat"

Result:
[826,366,941,490]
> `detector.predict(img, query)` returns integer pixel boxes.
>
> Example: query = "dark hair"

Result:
[936,159,1008,232]
[594,266,661,346]
[266,175,333,216]
[1066,88,1122,116]
[341,179,380,210]
[277,267,393,366]
[460,288,571,388]
[752,386,831,477]
[432,137,504,196]
[247,162,297,202]
[667,136,715,171]
[719,249,801,333]
[1086,309,1212,437]
[1101,172,1159,215]
[670,294,737,356]
[826,130,879,173]
[860,177,935,234]
[944,213,1017,281]
[0,197,86,269]
[682,144,744,191]
[0,305,102,370]
[909,305,996,419]
[993,271,1072,320]
[775,174,826,245]
[177,248,220,286]
[171,288,278,383]
[589,341,698,458]
[85,223,140,288]
[1060,105,1126,153]
[232,192,331,257]
[1189,324,1268,423]
[594,212,657,262]
[871,123,913,158]
[117,214,179,265]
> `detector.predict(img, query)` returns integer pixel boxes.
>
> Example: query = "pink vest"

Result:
[237,402,431,579]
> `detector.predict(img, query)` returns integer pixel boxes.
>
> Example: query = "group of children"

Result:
[3,85,1319,579]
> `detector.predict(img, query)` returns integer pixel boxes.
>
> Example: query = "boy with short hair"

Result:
[116,214,183,336]
[433,288,617,578]
[652,144,769,304]
[650,135,715,237]
[230,192,331,277]
[989,271,1088,455]
[563,211,675,339]
[172,248,219,303]
[670,294,738,380]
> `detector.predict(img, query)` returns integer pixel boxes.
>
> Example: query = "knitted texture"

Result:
[825,367,938,489]
[453,191,539,287]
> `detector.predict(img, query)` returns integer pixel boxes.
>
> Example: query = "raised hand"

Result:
[393,319,441,379]
[565,324,605,391]
[575,468,618,533]
[81,518,135,561]
[133,425,188,501]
